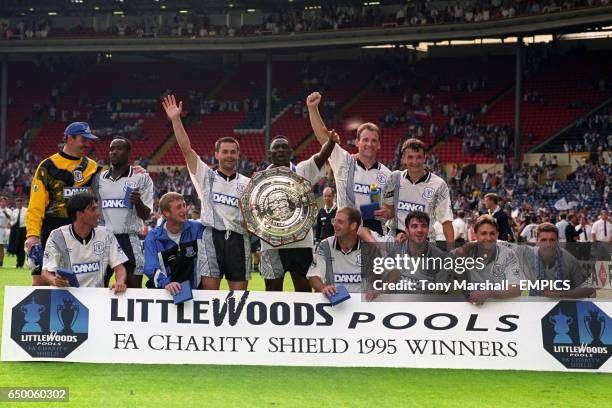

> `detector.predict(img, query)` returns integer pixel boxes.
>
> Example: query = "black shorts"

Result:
[105,234,139,280]
[201,228,250,282]
[32,216,70,276]
[261,247,313,279]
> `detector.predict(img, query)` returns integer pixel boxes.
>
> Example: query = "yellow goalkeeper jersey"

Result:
[26,151,99,238]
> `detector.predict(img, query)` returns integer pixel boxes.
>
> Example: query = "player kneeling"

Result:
[42,192,128,294]
[143,192,205,295]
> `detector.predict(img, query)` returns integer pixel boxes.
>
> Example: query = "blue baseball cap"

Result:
[64,122,98,140]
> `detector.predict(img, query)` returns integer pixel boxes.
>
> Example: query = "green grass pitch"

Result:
[0,256,610,407]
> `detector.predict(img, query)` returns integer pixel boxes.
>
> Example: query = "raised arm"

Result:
[162,95,199,174]
[312,129,339,169]
[306,92,330,145]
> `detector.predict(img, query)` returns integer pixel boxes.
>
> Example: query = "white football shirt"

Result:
[190,158,250,235]
[43,225,128,288]
[307,236,362,293]
[96,167,154,235]
[328,145,391,211]
[383,170,453,239]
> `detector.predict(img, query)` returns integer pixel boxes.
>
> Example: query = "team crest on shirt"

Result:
[93,241,105,255]
[356,254,362,266]
[376,173,387,185]
[422,187,435,200]
[33,184,39,192]
[124,181,137,191]
[236,183,246,194]
[185,246,196,258]
[73,170,84,182]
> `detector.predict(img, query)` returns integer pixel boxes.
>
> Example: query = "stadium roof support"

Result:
[0,6,611,54]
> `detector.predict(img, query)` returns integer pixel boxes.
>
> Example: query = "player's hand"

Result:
[25,236,40,252]
[321,285,337,297]
[162,94,182,121]
[326,129,340,144]
[306,92,321,108]
[395,232,408,243]
[365,289,380,302]
[165,282,182,295]
[541,290,562,298]
[468,291,488,305]
[53,275,70,288]
[111,282,127,294]
[374,205,393,220]
[129,189,142,205]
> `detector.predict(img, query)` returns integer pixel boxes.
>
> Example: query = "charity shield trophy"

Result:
[240,166,317,247]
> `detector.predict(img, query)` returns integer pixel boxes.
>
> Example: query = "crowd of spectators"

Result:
[2,0,608,40]
[564,105,612,152]
[0,136,37,198]
[1,17,50,40]
[394,0,608,27]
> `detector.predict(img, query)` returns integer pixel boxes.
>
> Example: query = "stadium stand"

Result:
[0,0,608,39]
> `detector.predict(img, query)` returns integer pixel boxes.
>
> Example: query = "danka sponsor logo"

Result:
[63,187,89,198]
[334,274,362,283]
[213,193,239,207]
[353,183,371,194]
[397,201,425,212]
[102,199,127,209]
[73,262,100,274]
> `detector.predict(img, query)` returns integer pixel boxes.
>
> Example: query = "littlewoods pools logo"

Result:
[11,289,89,358]
[542,301,611,369]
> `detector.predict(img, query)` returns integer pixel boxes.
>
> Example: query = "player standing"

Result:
[380,138,454,246]
[26,122,100,285]
[91,137,153,288]
[260,135,337,292]
[163,95,250,290]
[307,92,391,235]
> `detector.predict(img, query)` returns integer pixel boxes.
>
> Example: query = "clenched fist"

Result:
[306,92,322,107]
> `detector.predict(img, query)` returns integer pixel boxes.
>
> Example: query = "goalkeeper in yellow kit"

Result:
[26,122,100,285]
